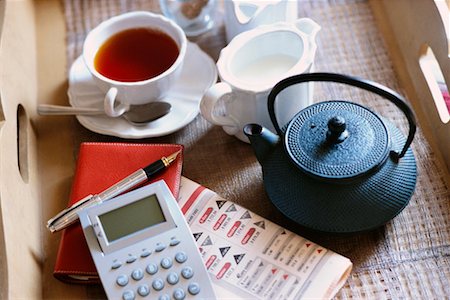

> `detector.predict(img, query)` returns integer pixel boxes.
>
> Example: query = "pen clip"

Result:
[46,194,94,230]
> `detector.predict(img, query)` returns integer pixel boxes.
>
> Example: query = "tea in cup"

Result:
[83,11,187,117]
[200,18,320,142]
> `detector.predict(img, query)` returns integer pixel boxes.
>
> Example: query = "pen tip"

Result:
[166,149,182,164]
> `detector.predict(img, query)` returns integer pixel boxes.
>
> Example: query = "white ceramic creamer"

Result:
[224,0,298,43]
[200,18,320,142]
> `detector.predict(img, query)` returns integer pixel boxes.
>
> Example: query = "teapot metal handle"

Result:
[267,72,417,161]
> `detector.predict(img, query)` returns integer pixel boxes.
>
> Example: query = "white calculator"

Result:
[78,180,217,300]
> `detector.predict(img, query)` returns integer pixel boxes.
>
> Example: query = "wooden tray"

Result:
[0,0,77,298]
[1,0,449,298]
[371,0,450,177]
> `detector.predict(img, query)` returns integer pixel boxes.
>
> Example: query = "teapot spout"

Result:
[244,124,280,163]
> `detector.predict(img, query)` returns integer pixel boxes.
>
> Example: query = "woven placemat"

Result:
[63,0,450,298]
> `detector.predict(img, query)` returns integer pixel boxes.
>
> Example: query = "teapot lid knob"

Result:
[326,116,348,143]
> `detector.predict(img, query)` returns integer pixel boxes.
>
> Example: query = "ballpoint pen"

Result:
[47,150,181,233]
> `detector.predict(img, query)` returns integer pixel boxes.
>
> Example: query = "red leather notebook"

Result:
[53,142,183,284]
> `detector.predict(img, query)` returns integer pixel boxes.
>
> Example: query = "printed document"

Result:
[178,177,352,299]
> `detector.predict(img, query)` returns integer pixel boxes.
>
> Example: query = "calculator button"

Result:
[126,255,137,264]
[173,288,186,300]
[170,238,181,246]
[167,272,179,285]
[158,294,170,300]
[146,263,158,275]
[155,242,166,252]
[152,278,165,291]
[188,282,201,295]
[111,261,122,270]
[181,267,194,279]
[137,284,150,297]
[116,274,129,287]
[141,249,152,258]
[131,268,144,281]
[175,251,188,264]
[160,257,173,269]
[122,289,135,300]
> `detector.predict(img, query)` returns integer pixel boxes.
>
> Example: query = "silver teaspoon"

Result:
[38,102,172,126]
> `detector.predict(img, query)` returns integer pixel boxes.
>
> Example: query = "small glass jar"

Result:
[159,0,216,37]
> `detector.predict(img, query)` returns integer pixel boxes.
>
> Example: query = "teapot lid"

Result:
[285,100,390,181]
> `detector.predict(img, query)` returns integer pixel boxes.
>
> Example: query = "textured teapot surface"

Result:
[246,116,417,233]
[284,101,391,182]
[244,73,418,233]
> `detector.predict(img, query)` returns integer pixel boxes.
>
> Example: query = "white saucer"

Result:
[68,42,217,139]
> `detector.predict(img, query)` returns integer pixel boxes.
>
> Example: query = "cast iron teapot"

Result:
[244,73,417,233]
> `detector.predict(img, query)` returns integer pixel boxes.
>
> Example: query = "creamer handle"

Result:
[294,18,321,61]
[200,82,240,134]
[234,1,264,25]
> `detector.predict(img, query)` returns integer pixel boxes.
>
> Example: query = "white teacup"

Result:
[200,18,320,142]
[83,11,187,117]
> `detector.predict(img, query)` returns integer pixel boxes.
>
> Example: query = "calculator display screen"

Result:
[99,194,166,242]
